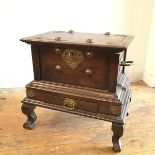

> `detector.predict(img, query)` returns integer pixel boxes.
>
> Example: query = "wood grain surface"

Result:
[20,31,133,49]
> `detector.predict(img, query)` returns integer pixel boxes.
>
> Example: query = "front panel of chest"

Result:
[36,45,119,91]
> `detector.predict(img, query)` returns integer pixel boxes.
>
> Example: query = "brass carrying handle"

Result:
[120,61,134,66]
[63,98,77,110]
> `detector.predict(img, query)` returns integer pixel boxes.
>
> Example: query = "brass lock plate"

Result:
[62,49,84,70]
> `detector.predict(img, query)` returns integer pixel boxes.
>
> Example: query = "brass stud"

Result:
[68,30,74,34]
[86,52,93,58]
[54,48,61,54]
[105,32,111,35]
[55,65,62,71]
[85,69,92,76]
[86,39,93,43]
[55,37,61,41]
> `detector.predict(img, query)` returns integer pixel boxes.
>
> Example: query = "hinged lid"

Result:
[20,31,133,50]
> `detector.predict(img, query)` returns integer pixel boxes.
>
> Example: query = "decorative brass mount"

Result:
[63,98,77,110]
[62,49,84,70]
[110,104,121,116]
[27,89,35,98]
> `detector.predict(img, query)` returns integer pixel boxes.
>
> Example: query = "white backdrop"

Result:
[0,0,154,88]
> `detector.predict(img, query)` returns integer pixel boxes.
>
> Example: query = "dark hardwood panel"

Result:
[39,46,109,89]
[31,45,41,80]
[107,54,119,92]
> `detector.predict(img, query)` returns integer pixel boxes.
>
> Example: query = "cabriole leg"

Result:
[21,103,37,130]
[111,122,124,152]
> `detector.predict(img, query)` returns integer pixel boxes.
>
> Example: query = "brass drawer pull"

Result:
[86,52,93,58]
[55,65,62,71]
[63,98,77,110]
[85,69,92,76]
[54,48,61,54]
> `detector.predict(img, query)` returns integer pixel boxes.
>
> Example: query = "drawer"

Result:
[26,88,98,113]
[26,81,123,116]
[44,94,98,113]
[26,87,121,116]
[39,46,109,89]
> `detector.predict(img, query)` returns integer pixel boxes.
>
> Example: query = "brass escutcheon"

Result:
[63,98,77,110]
[62,49,84,70]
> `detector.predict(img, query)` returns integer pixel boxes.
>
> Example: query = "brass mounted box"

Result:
[20,31,133,152]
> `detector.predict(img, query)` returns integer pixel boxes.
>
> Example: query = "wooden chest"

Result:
[20,31,133,152]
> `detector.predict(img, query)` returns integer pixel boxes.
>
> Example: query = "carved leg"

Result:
[21,103,37,130]
[111,122,124,152]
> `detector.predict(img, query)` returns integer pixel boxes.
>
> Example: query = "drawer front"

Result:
[26,89,98,113]
[39,46,109,89]
[26,88,122,116]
